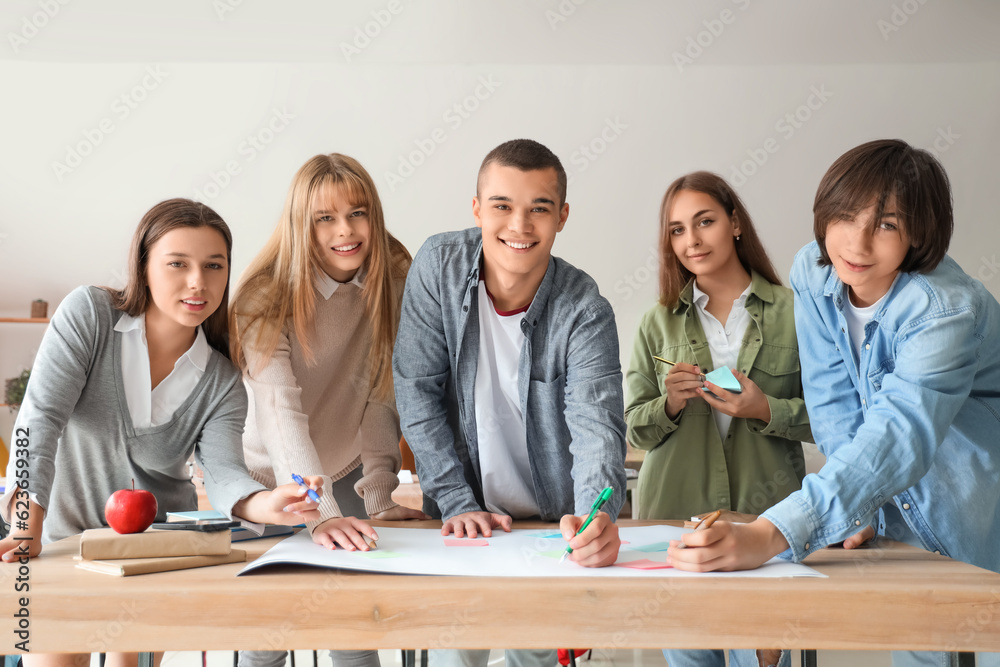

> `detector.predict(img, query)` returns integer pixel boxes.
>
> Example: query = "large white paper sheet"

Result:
[238,526,824,578]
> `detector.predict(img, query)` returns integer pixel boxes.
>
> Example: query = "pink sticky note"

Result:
[444,539,489,547]
[614,558,673,570]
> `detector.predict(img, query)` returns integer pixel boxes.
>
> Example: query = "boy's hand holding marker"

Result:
[559,487,621,568]
[668,513,790,572]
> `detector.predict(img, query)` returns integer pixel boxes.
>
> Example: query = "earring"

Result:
[736,235,741,241]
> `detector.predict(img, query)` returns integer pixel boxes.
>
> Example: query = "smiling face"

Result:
[312,183,371,283]
[824,200,910,307]
[473,164,568,306]
[144,225,229,334]
[667,189,741,279]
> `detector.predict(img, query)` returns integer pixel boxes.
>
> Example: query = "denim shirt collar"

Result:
[823,267,908,325]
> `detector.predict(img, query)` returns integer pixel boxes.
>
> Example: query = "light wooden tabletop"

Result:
[4,520,999,654]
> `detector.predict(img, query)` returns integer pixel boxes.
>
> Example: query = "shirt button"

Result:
[902,503,911,510]
[865,344,871,350]
[861,399,866,405]
[855,520,861,526]
[934,551,941,555]
[804,542,810,550]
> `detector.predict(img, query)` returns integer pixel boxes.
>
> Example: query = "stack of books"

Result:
[75,527,247,576]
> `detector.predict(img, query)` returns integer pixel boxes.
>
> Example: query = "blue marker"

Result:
[291,473,321,503]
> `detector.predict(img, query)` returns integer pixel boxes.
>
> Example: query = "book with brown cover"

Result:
[75,549,247,576]
[79,527,232,560]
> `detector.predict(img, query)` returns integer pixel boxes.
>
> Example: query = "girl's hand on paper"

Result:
[663,363,703,419]
[312,517,378,551]
[667,517,788,572]
[559,511,620,568]
[371,505,430,521]
[441,511,512,538]
[698,370,772,423]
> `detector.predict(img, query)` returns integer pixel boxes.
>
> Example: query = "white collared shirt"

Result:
[114,313,211,428]
[315,268,364,300]
[692,281,752,441]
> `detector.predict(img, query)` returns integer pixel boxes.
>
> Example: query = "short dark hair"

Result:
[104,198,234,359]
[477,139,567,205]
[814,139,953,273]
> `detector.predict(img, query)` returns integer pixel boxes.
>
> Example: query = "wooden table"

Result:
[3,520,1000,654]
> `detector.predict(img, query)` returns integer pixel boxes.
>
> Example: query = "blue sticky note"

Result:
[634,541,672,553]
[705,366,742,393]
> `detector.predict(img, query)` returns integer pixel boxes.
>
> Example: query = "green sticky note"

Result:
[537,549,566,559]
[705,366,742,393]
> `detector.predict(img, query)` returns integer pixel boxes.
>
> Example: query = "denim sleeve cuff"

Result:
[761,493,823,562]
[435,486,483,521]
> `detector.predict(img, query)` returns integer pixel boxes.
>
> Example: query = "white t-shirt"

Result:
[844,293,887,363]
[692,281,752,441]
[474,281,540,518]
[114,313,210,428]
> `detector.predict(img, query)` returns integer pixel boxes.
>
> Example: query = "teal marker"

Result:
[559,487,614,564]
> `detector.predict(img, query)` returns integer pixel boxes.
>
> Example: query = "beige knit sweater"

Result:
[240,281,402,529]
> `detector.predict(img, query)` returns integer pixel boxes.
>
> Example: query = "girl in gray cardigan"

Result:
[0,198,323,559]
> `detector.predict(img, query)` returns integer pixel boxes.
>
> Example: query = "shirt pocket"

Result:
[528,375,571,443]
[750,343,801,399]
[867,358,894,392]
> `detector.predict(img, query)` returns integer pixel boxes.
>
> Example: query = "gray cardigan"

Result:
[2,286,265,544]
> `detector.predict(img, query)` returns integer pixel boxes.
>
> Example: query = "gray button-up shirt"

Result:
[393,228,627,521]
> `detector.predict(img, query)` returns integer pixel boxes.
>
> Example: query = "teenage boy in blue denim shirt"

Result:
[669,139,1000,666]
[393,139,627,667]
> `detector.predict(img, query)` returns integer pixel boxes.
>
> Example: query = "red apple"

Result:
[104,480,158,534]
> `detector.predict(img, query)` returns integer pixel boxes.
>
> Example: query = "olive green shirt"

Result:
[625,272,811,520]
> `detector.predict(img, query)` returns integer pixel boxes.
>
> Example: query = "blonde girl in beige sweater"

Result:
[231,154,426,667]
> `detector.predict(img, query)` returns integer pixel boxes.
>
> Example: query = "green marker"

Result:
[559,487,614,564]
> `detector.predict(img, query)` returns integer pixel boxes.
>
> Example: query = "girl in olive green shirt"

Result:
[626,172,812,522]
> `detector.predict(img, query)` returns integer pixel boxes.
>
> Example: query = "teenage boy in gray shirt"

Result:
[393,139,627,667]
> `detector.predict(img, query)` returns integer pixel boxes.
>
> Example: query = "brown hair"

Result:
[104,198,234,358]
[658,171,782,307]
[230,153,411,401]
[813,139,953,273]
[477,139,567,206]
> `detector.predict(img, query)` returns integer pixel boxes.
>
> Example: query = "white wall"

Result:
[1,1,998,444]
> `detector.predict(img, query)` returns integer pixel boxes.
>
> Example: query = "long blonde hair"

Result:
[230,153,411,400]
